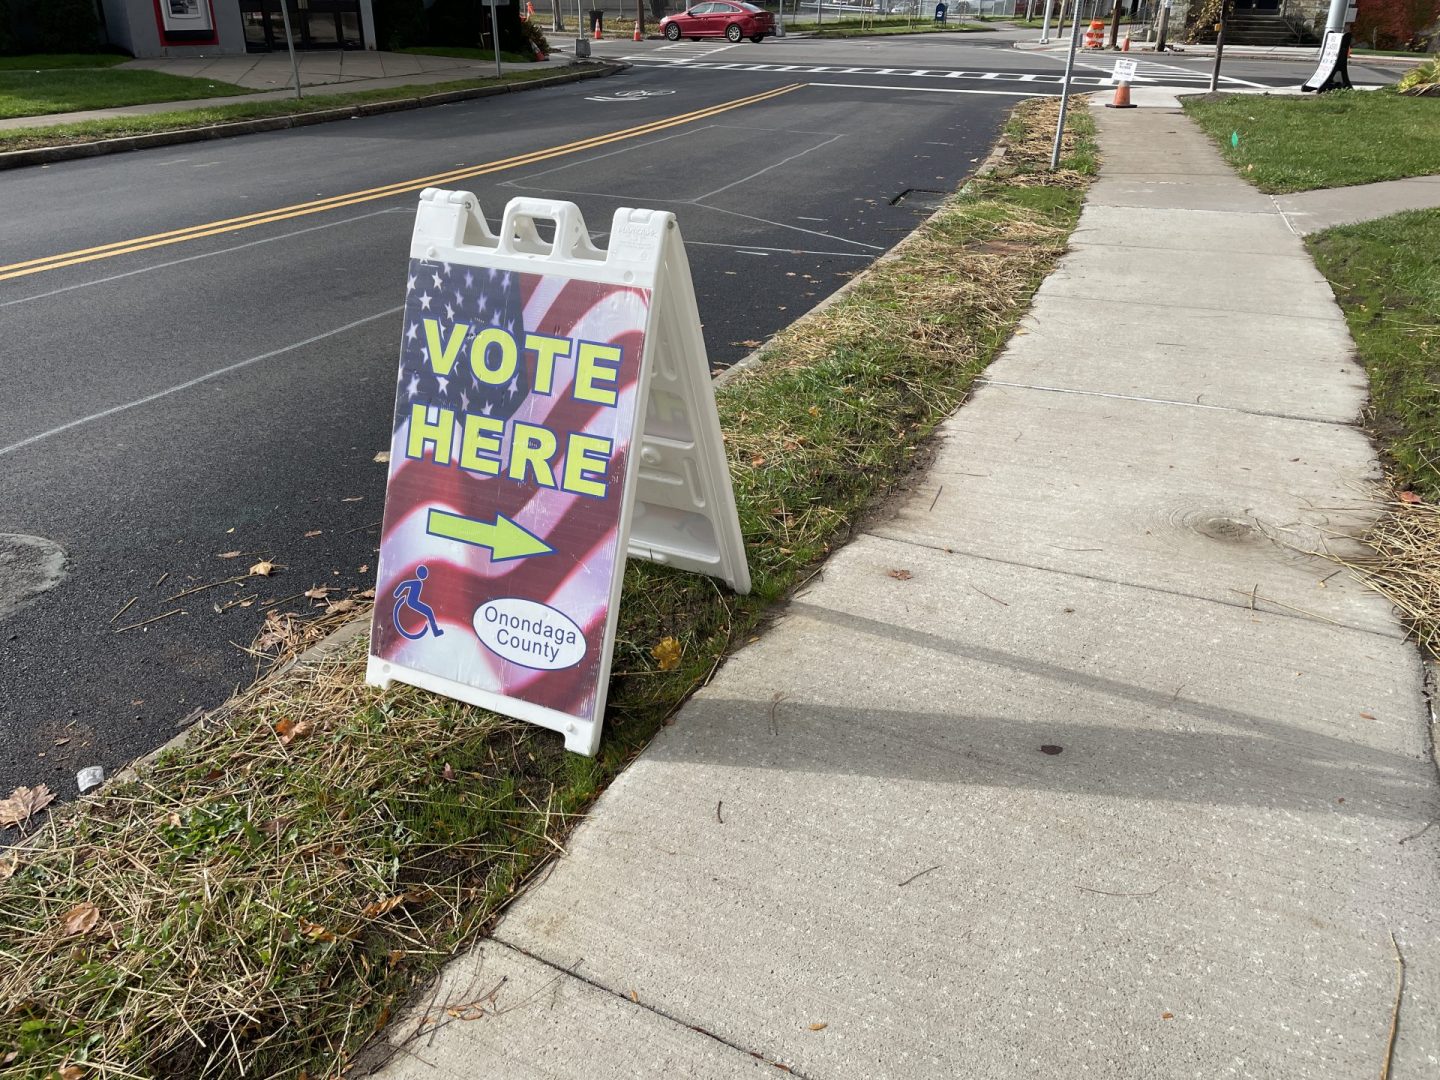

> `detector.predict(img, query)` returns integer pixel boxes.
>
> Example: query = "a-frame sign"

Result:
[366,191,750,756]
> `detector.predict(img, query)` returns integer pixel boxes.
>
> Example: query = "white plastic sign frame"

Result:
[366,191,750,756]
[1110,57,1138,84]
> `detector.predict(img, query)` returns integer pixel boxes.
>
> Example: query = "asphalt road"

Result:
[0,33,1394,825]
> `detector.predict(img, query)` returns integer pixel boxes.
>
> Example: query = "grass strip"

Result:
[788,18,988,34]
[0,54,129,72]
[1309,208,1440,652]
[1181,87,1440,193]
[0,94,1096,1080]
[0,67,584,153]
[0,69,254,119]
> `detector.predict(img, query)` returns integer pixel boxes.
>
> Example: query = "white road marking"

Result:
[692,133,845,201]
[685,239,871,257]
[0,309,402,459]
[0,208,405,311]
[808,81,1045,97]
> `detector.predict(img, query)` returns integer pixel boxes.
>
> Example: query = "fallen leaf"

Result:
[249,560,276,577]
[260,817,292,836]
[441,762,456,782]
[304,530,323,539]
[58,1067,83,1080]
[1399,490,1422,504]
[629,989,639,1003]
[325,598,358,616]
[357,588,376,599]
[730,339,763,348]
[1360,712,1376,720]
[341,496,364,502]
[274,718,314,746]
[751,455,766,467]
[1161,1011,1174,1020]
[0,784,55,830]
[298,917,335,942]
[358,564,370,574]
[808,1022,828,1031]
[167,812,182,827]
[362,894,407,919]
[807,405,820,417]
[1039,745,1064,756]
[651,636,682,672]
[387,948,406,966]
[888,569,912,581]
[304,587,332,600]
[0,854,18,880]
[217,550,243,559]
[373,451,391,463]
[60,901,101,937]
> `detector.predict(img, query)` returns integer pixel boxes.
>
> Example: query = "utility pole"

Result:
[1038,0,1052,40]
[1155,0,1169,49]
[1107,0,1121,47]
[1050,0,1084,170]
[552,0,563,34]
[637,0,645,37]
[1208,0,1228,90]
[1323,0,1347,30]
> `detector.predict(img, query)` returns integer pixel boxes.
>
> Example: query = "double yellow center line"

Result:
[0,82,803,285]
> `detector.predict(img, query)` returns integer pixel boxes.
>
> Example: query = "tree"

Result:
[1350,0,1439,48]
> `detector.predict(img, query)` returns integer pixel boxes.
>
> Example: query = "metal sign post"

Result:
[1208,0,1229,91]
[277,0,302,100]
[1039,0,1052,41]
[1049,0,1085,170]
[486,0,503,77]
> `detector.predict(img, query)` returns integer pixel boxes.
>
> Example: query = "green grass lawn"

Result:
[1309,209,1440,500]
[395,44,536,63]
[0,68,252,120]
[0,67,579,150]
[0,53,128,71]
[1182,89,1440,193]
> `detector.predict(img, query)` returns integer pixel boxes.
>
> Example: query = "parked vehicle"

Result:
[660,1,777,41]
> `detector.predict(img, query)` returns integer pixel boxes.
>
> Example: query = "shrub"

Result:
[1396,54,1440,92]
[374,0,427,48]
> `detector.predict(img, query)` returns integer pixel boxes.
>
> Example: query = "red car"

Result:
[660,1,776,42]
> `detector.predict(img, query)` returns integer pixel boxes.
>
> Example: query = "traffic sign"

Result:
[1111,57,1138,83]
[367,192,750,755]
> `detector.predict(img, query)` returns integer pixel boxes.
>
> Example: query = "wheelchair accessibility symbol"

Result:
[393,565,444,640]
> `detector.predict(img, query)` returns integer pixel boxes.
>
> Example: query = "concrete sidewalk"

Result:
[0,49,577,134]
[361,94,1440,1078]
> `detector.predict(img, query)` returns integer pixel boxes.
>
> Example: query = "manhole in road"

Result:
[892,188,948,211]
[0,534,67,620]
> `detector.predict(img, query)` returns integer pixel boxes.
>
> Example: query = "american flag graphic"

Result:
[370,257,651,725]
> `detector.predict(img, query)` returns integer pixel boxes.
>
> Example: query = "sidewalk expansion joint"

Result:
[976,378,1361,427]
[490,938,819,1078]
[856,531,1406,644]
[1034,290,1347,324]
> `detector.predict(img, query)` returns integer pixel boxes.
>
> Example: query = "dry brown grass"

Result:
[1339,498,1440,656]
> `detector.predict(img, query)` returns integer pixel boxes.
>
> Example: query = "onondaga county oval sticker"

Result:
[473,597,587,672]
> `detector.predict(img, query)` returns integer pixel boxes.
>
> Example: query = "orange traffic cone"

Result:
[633,20,642,39]
[525,0,535,15]
[593,22,602,38]
[1121,31,1130,50]
[1105,81,1136,108]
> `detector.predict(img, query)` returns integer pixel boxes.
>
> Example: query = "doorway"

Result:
[241,0,364,50]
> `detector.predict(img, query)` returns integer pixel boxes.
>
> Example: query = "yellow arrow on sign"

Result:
[426,509,554,562]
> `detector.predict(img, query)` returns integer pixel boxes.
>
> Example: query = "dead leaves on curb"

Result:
[0,784,55,831]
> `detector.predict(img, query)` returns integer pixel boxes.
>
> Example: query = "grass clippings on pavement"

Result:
[1309,207,1440,652]
[1182,88,1440,193]
[0,66,588,153]
[0,95,1096,1080]
[0,68,253,120]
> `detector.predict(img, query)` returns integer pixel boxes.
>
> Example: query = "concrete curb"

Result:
[0,62,622,173]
